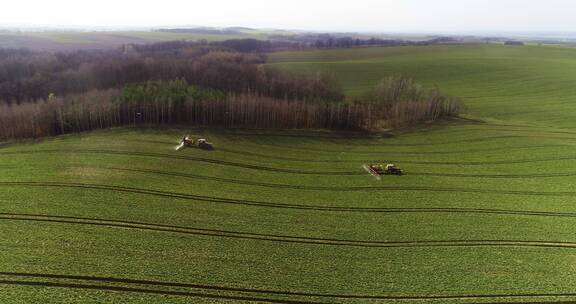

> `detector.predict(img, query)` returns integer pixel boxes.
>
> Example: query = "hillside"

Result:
[268,44,576,128]
[3,124,576,302]
[0,30,270,51]
[4,44,576,303]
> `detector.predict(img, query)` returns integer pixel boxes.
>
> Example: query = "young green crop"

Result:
[4,44,576,303]
[268,44,576,128]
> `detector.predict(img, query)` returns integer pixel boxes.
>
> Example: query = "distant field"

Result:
[268,44,576,128]
[0,30,269,51]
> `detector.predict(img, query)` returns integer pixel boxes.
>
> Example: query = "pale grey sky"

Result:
[1,0,574,33]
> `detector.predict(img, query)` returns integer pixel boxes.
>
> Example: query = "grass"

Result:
[2,123,576,303]
[4,44,576,302]
[268,44,576,128]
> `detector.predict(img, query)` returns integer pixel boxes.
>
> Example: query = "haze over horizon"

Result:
[2,0,575,34]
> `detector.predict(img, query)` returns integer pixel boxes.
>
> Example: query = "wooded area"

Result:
[0,78,461,140]
[0,43,343,104]
[0,40,461,141]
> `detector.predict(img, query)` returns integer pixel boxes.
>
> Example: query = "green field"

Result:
[4,44,576,303]
[268,44,576,128]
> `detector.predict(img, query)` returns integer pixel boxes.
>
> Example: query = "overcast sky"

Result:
[1,0,575,33]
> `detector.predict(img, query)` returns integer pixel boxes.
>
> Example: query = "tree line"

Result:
[0,39,461,141]
[0,78,461,141]
[0,36,461,104]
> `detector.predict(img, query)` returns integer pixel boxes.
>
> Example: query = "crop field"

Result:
[268,44,576,128]
[3,123,576,303]
[4,44,576,303]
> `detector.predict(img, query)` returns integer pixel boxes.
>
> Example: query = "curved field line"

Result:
[251,141,576,159]
[221,142,576,167]
[0,182,576,197]
[90,149,576,166]
[105,166,371,189]
[4,149,576,169]
[410,171,576,179]
[214,131,384,139]
[4,213,576,249]
[0,280,320,304]
[132,138,575,158]
[417,126,576,137]
[2,273,576,302]
[219,144,572,159]
[0,150,360,175]
[105,166,576,190]
[2,181,576,213]
[255,135,576,149]
[6,203,576,218]
[0,183,576,217]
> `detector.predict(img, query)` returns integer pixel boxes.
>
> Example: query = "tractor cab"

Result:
[384,164,403,175]
[178,135,214,150]
[196,138,214,150]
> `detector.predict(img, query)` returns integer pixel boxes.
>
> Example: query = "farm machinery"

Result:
[365,163,403,177]
[177,135,214,150]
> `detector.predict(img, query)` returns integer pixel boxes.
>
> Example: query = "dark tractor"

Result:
[383,164,403,176]
[367,163,403,176]
[196,138,214,150]
[179,135,214,150]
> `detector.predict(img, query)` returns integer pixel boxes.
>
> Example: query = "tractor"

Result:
[383,164,403,175]
[196,138,214,150]
[178,135,214,150]
[366,163,403,176]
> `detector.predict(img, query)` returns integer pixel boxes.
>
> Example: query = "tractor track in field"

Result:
[3,149,576,169]
[254,141,575,156]
[0,150,360,175]
[126,139,575,159]
[5,182,576,216]
[6,203,576,218]
[411,171,576,179]
[211,131,384,139]
[218,144,573,159]
[417,126,576,137]
[258,134,576,149]
[4,213,576,249]
[99,166,576,195]
[0,280,323,304]
[106,162,576,181]
[2,272,576,303]
[104,166,368,186]
[133,138,574,158]
[4,181,576,208]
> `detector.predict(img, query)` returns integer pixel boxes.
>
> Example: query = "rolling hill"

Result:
[0,30,270,51]
[268,44,576,128]
[3,44,576,303]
